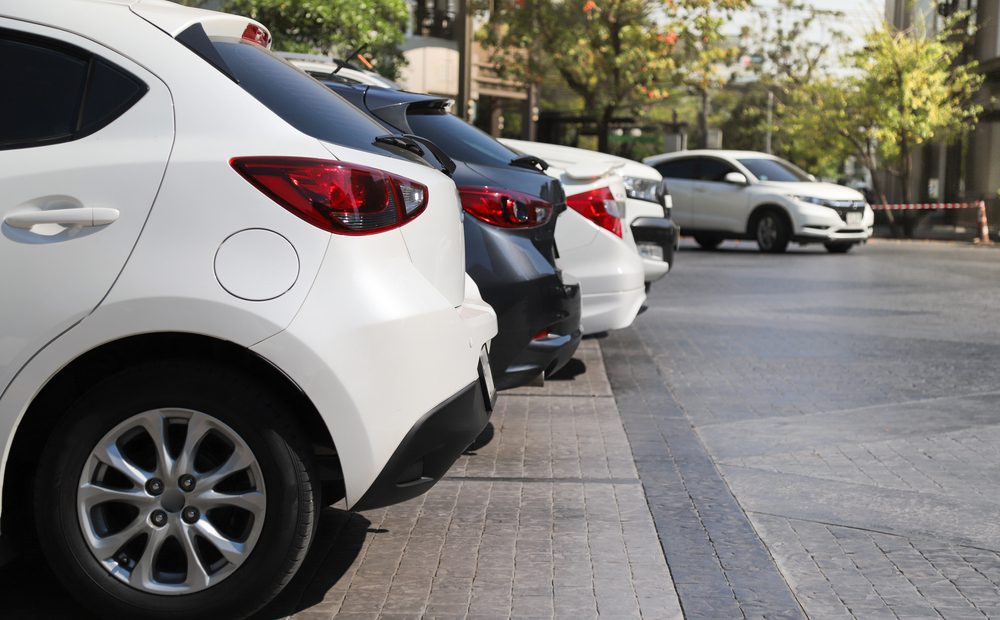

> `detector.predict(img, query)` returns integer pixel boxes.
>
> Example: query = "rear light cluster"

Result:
[459,186,553,228]
[567,187,624,237]
[231,157,427,236]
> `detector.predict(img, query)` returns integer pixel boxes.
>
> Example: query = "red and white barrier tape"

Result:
[873,202,980,210]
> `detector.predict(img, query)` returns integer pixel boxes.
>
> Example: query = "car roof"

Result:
[644,149,779,163]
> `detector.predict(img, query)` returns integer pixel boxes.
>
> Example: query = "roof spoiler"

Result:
[130,0,271,47]
[563,161,626,180]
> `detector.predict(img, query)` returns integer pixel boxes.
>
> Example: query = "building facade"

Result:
[885,0,1000,216]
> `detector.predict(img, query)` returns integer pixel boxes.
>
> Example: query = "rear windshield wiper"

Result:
[373,134,456,177]
[509,154,549,172]
[374,134,424,157]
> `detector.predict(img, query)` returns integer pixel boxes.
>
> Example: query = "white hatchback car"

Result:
[500,140,646,334]
[501,139,676,283]
[0,2,496,618]
[644,150,874,253]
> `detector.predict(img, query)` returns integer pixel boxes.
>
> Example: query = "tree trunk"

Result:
[698,87,710,149]
[597,106,614,153]
[899,133,915,237]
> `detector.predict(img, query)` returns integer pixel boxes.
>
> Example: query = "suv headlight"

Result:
[623,176,660,203]
[793,195,867,209]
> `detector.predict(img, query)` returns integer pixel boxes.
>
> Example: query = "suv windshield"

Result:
[210,39,398,156]
[738,158,812,182]
[406,110,520,167]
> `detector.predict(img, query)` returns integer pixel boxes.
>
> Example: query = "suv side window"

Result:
[698,158,736,182]
[0,29,147,150]
[654,158,697,180]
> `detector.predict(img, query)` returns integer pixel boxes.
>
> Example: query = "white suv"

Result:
[0,2,496,618]
[644,150,874,253]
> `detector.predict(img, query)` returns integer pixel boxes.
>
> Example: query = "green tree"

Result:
[483,0,748,153]
[220,0,409,78]
[726,0,848,175]
[785,15,982,207]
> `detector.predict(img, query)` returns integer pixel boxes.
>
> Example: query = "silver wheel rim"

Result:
[77,409,266,595]
[758,215,778,249]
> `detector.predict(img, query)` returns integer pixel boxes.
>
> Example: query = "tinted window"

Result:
[653,158,697,179]
[698,158,736,182]
[406,110,521,166]
[0,36,87,146]
[81,61,145,131]
[211,40,394,154]
[738,158,812,182]
[0,30,146,150]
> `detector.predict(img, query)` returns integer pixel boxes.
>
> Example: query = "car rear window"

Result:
[210,39,396,155]
[406,110,520,167]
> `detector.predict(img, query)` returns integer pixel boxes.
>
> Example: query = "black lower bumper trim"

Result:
[352,380,489,512]
[631,217,677,266]
[0,535,14,567]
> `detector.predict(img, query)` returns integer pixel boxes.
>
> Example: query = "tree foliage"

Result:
[220,0,409,78]
[781,14,983,207]
[483,0,748,152]
[722,0,848,176]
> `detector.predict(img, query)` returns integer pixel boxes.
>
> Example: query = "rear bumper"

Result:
[631,216,676,283]
[466,221,583,390]
[580,285,646,334]
[352,379,489,511]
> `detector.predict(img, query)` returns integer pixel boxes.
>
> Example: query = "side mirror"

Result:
[807,174,817,182]
[724,172,748,186]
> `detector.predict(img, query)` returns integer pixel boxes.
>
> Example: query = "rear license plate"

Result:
[846,211,862,226]
[479,346,497,410]
[637,242,665,261]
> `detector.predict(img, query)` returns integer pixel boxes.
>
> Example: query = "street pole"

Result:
[455,0,473,121]
[765,90,773,154]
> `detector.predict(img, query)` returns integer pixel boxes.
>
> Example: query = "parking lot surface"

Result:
[3,239,1000,619]
[619,239,1000,619]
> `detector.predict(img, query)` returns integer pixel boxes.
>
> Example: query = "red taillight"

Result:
[459,186,553,228]
[241,24,271,47]
[566,187,624,237]
[231,157,428,236]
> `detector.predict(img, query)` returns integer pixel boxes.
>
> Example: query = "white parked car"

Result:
[0,2,496,618]
[643,150,874,253]
[500,141,646,334]
[501,139,676,283]
[279,52,403,89]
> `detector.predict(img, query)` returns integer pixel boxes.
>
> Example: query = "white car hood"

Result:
[756,181,865,202]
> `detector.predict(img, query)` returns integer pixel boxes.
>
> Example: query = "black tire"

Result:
[824,242,854,254]
[753,210,790,253]
[693,233,724,250]
[34,360,318,620]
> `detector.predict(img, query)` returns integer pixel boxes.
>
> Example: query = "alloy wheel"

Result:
[77,408,266,595]
[757,214,778,250]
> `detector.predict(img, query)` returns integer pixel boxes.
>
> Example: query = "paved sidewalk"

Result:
[268,340,683,619]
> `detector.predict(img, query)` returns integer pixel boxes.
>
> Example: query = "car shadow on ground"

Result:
[0,507,370,619]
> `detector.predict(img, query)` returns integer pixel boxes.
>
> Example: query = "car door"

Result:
[650,157,698,229]
[692,157,749,232]
[0,22,174,396]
